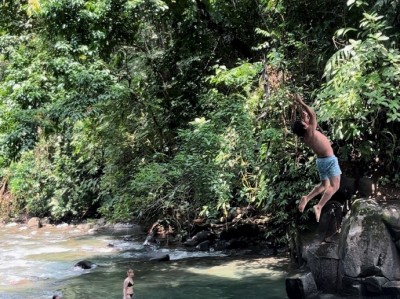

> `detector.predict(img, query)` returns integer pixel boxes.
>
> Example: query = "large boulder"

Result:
[287,198,400,298]
[338,199,400,285]
[337,199,400,297]
[304,241,340,293]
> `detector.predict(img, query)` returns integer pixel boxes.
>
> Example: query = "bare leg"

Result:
[313,205,321,222]
[298,183,325,213]
[313,175,341,222]
[298,196,308,213]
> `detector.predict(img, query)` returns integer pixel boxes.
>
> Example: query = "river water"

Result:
[0,222,290,299]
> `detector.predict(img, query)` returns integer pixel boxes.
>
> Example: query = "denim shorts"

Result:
[316,156,341,180]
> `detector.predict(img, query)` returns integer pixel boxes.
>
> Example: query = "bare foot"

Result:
[313,205,321,222]
[298,196,308,213]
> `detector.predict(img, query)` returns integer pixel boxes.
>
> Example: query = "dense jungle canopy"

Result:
[0,0,399,245]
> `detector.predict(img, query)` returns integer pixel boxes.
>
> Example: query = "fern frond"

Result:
[323,44,355,81]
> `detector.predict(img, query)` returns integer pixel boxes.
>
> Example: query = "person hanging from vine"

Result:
[291,94,341,222]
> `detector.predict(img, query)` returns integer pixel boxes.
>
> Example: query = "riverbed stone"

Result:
[149,253,170,262]
[361,276,389,295]
[184,230,213,247]
[382,281,400,298]
[196,240,211,251]
[339,276,362,297]
[27,217,41,228]
[77,223,94,230]
[74,260,95,269]
[285,268,319,299]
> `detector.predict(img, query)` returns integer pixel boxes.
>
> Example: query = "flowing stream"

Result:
[0,222,290,299]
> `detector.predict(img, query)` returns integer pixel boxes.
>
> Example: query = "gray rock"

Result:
[285,268,319,299]
[149,254,170,262]
[74,260,95,269]
[362,276,389,295]
[339,276,362,297]
[304,241,339,293]
[382,281,400,298]
[27,217,41,228]
[291,197,400,299]
[338,199,400,282]
[184,230,212,247]
[382,202,400,241]
[196,240,211,251]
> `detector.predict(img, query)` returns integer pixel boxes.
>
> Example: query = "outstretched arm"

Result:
[293,95,317,131]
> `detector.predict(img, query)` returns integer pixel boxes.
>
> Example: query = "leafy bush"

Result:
[318,7,400,174]
[8,145,53,217]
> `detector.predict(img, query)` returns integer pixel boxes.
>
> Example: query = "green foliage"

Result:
[318,5,400,170]
[7,144,53,217]
[0,0,29,36]
[49,144,102,220]
[0,0,399,248]
[5,133,103,220]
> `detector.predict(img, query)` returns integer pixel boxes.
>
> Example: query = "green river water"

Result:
[0,222,290,299]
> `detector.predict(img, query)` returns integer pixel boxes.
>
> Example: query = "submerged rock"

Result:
[149,254,170,262]
[74,260,96,270]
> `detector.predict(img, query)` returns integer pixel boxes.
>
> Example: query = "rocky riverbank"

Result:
[286,198,400,298]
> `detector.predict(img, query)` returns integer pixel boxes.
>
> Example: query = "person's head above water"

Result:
[127,268,135,277]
